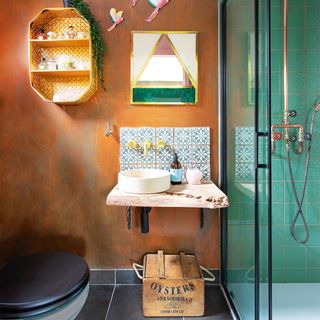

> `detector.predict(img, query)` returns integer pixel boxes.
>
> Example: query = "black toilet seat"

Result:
[0,251,90,319]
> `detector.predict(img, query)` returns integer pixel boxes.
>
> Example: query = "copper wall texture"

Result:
[0,0,219,268]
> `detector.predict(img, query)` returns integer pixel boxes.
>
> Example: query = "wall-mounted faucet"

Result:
[127,138,174,157]
[127,140,141,151]
[127,139,154,156]
[271,0,305,155]
[142,139,152,156]
[271,120,304,154]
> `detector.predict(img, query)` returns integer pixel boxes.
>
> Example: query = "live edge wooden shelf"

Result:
[106,181,229,210]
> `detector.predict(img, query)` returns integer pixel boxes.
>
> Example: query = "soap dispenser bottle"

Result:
[170,153,182,185]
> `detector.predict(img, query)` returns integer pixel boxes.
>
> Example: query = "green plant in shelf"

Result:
[70,0,106,89]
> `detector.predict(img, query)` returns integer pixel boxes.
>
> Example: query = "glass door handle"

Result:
[256,131,269,169]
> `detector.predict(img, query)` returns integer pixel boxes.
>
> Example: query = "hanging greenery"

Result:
[70,0,106,89]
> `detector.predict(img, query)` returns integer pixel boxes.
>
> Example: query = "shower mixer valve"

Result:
[288,110,297,117]
[304,132,312,141]
[273,132,282,141]
[289,135,297,143]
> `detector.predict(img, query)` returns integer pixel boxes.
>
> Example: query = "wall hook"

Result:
[105,120,113,136]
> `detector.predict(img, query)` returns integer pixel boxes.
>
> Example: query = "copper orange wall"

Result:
[0,0,219,268]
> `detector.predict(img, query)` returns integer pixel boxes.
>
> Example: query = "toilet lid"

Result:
[0,251,89,315]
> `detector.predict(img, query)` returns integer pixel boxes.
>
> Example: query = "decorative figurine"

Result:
[107,8,124,32]
[38,56,46,70]
[57,32,65,40]
[146,0,170,23]
[47,58,57,70]
[57,55,75,70]
[47,31,57,40]
[37,27,47,40]
[77,31,86,39]
[65,25,76,39]
[132,0,138,6]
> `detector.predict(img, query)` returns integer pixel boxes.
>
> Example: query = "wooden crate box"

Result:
[134,250,215,317]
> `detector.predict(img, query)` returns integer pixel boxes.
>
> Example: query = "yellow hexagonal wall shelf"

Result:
[29,8,97,105]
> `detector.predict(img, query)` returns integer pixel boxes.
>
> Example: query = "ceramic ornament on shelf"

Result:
[132,0,138,6]
[108,8,124,32]
[146,0,170,23]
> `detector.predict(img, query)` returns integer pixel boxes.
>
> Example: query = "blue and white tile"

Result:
[235,127,255,145]
[174,128,193,145]
[235,146,254,162]
[235,163,254,180]
[120,163,140,171]
[137,128,155,144]
[157,148,174,164]
[136,163,155,169]
[197,164,211,180]
[194,146,210,163]
[136,149,156,165]
[156,163,171,172]
[174,146,194,164]
[120,128,141,146]
[156,128,174,146]
[192,127,210,145]
[120,145,138,164]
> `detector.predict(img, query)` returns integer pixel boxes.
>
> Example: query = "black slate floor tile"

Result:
[90,269,115,285]
[116,269,143,285]
[76,285,114,320]
[186,286,233,319]
[107,285,183,320]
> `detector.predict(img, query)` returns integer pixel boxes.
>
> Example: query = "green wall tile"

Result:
[271,52,283,72]
[288,50,305,72]
[284,202,307,225]
[272,203,285,224]
[307,204,317,225]
[306,269,320,282]
[272,181,284,202]
[273,247,285,269]
[288,29,305,50]
[288,7,305,29]
[307,30,320,50]
[271,29,284,50]
[285,269,306,282]
[272,159,284,181]
[306,7,320,29]
[307,247,320,268]
[307,0,320,6]
[272,269,285,282]
[272,225,285,246]
[306,226,320,246]
[288,72,305,94]
[307,181,320,202]
[284,246,306,269]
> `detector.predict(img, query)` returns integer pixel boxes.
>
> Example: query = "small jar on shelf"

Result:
[38,56,46,70]
[37,27,47,40]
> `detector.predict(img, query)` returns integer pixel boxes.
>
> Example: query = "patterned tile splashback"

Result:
[234,127,254,180]
[120,127,211,180]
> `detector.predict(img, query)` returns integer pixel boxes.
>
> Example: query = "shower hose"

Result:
[287,107,318,244]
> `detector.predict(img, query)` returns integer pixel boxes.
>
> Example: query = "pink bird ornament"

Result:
[146,0,170,23]
[107,8,124,32]
[132,0,138,6]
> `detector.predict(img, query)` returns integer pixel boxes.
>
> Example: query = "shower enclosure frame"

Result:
[219,0,272,319]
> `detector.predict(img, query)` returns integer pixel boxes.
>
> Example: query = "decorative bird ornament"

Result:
[146,0,170,23]
[108,8,124,32]
[132,0,138,6]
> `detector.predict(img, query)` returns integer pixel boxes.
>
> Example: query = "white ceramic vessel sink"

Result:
[118,169,170,194]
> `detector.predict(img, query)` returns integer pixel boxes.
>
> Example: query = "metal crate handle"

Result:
[133,262,144,280]
[200,266,216,282]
